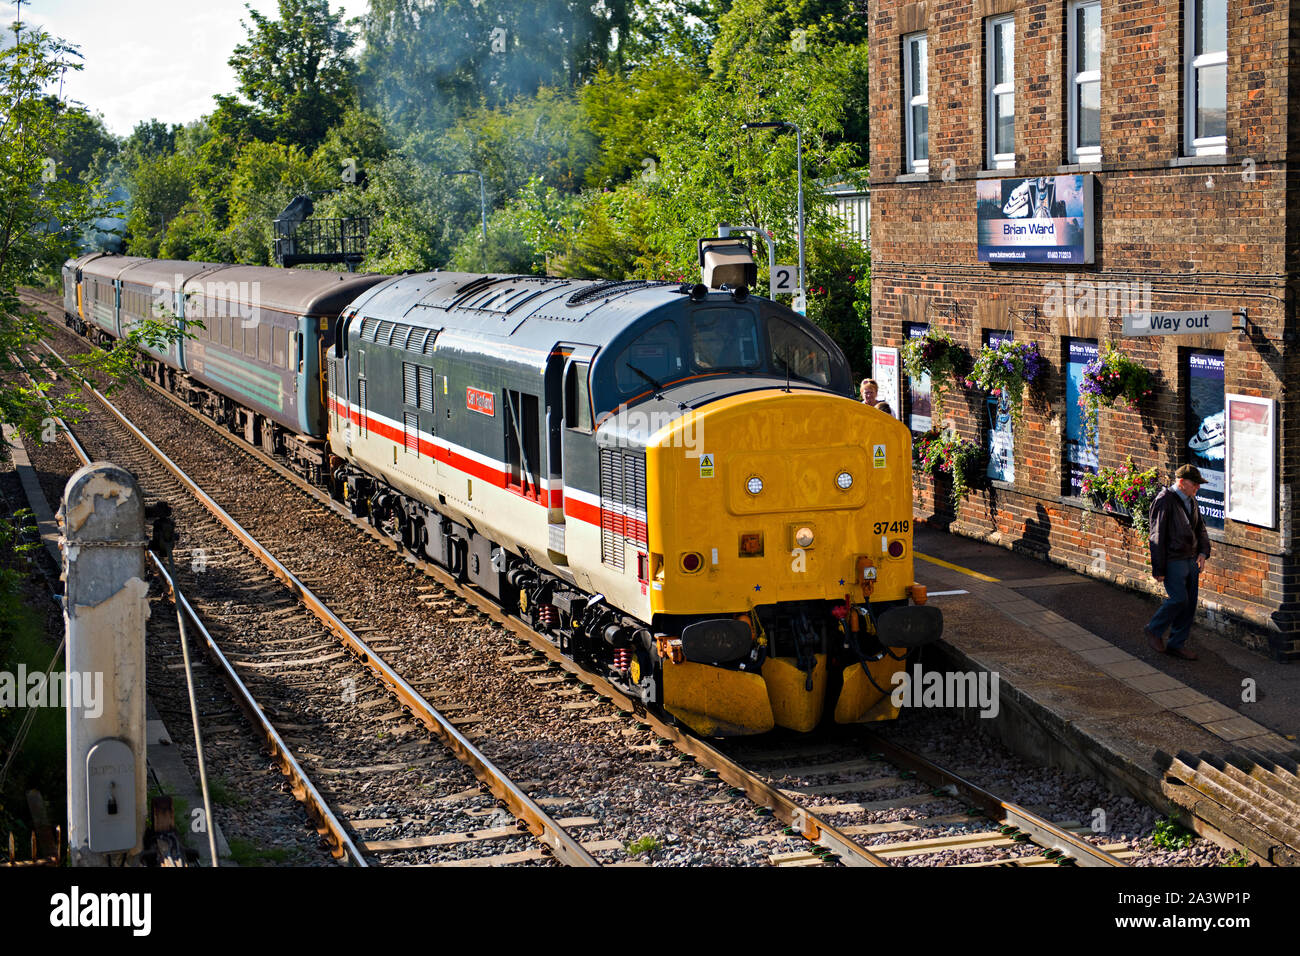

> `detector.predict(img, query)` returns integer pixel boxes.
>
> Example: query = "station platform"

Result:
[912,523,1298,833]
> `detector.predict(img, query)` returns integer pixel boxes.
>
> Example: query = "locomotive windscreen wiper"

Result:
[625,362,666,398]
[625,362,687,409]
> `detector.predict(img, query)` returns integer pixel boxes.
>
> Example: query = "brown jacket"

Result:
[1148,487,1211,578]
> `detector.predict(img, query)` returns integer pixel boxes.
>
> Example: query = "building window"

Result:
[1185,0,1227,156]
[986,15,1016,170]
[1068,1,1102,164]
[903,32,929,175]
[1064,338,1099,495]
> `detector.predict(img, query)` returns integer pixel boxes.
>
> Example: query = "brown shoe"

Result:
[1166,646,1198,660]
[1145,628,1165,653]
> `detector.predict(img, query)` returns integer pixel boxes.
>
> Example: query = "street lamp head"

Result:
[740,121,789,131]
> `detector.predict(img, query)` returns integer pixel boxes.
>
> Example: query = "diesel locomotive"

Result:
[62,247,941,736]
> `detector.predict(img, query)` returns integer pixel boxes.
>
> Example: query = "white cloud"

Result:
[3,0,355,136]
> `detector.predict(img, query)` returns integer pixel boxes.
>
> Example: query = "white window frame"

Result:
[986,15,1016,170]
[903,32,929,175]
[1185,0,1227,156]
[1068,0,1102,164]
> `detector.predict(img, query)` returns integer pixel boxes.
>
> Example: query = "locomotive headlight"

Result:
[794,526,815,548]
[746,476,764,495]
[836,471,853,490]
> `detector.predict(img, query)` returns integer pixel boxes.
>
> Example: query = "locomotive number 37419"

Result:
[872,520,910,534]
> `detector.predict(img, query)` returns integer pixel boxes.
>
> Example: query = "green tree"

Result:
[579,58,705,189]
[223,140,331,264]
[228,0,357,150]
[0,23,185,448]
[125,153,194,257]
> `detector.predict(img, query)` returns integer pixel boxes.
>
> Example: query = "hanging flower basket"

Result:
[914,428,987,515]
[1078,344,1154,442]
[1079,456,1161,537]
[901,328,966,425]
[963,340,1045,428]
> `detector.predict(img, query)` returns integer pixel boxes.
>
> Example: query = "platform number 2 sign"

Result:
[770,265,797,299]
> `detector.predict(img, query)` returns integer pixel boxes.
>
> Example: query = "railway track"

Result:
[24,292,1131,866]
[24,333,600,867]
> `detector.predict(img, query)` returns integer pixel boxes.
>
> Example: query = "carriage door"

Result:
[333,313,358,453]
[548,344,597,565]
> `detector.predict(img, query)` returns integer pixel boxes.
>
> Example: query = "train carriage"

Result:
[76,254,151,342]
[61,249,940,738]
[114,258,228,376]
[328,271,941,736]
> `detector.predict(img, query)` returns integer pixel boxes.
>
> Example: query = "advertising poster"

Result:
[985,330,1015,483]
[871,346,901,418]
[906,323,932,432]
[1225,394,1275,528]
[1065,339,1099,494]
[1186,351,1225,529]
[976,174,1095,264]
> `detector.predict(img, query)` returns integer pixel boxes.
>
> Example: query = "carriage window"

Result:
[615,320,683,393]
[566,361,592,431]
[259,324,272,364]
[273,326,288,368]
[768,317,831,386]
[693,308,759,371]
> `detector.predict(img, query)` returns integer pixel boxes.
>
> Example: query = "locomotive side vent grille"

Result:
[600,448,625,570]
[422,330,440,354]
[418,366,434,413]
[404,412,419,455]
[403,362,419,407]
[376,320,395,344]
[600,448,648,569]
[358,377,368,436]
[624,454,647,547]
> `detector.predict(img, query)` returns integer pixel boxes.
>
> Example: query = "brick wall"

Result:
[869,0,1300,660]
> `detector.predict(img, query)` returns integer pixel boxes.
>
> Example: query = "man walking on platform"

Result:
[1145,465,1212,660]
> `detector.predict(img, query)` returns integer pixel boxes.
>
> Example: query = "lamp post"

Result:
[740,121,806,312]
[450,169,488,273]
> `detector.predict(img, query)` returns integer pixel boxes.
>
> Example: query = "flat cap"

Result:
[1176,464,1206,484]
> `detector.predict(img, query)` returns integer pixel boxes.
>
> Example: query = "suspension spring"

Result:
[535,604,559,630]
[612,647,632,672]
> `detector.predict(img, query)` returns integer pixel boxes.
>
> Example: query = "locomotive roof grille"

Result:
[565,279,684,307]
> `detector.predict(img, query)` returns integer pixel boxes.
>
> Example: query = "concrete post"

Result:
[61,463,150,866]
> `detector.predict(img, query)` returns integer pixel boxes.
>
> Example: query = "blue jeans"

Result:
[1147,558,1199,649]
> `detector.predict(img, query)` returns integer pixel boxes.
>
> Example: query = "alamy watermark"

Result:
[890,663,1000,718]
[0,666,102,718]
[600,402,704,458]
[1042,275,1152,321]
[151,274,262,328]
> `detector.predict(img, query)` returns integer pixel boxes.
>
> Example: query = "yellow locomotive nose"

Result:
[644,389,930,735]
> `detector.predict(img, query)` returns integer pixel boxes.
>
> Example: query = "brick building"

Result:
[867,0,1299,660]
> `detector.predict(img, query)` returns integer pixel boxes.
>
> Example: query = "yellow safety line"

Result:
[915,552,1001,583]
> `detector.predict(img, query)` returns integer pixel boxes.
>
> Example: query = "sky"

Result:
[3,0,358,136]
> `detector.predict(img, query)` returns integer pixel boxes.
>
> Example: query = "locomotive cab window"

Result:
[693,308,759,372]
[768,316,831,386]
[565,361,592,431]
[615,320,683,393]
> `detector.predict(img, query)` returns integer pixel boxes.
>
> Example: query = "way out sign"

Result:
[1123,310,1232,336]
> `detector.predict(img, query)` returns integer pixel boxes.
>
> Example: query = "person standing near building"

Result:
[860,379,879,405]
[1145,465,1212,660]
